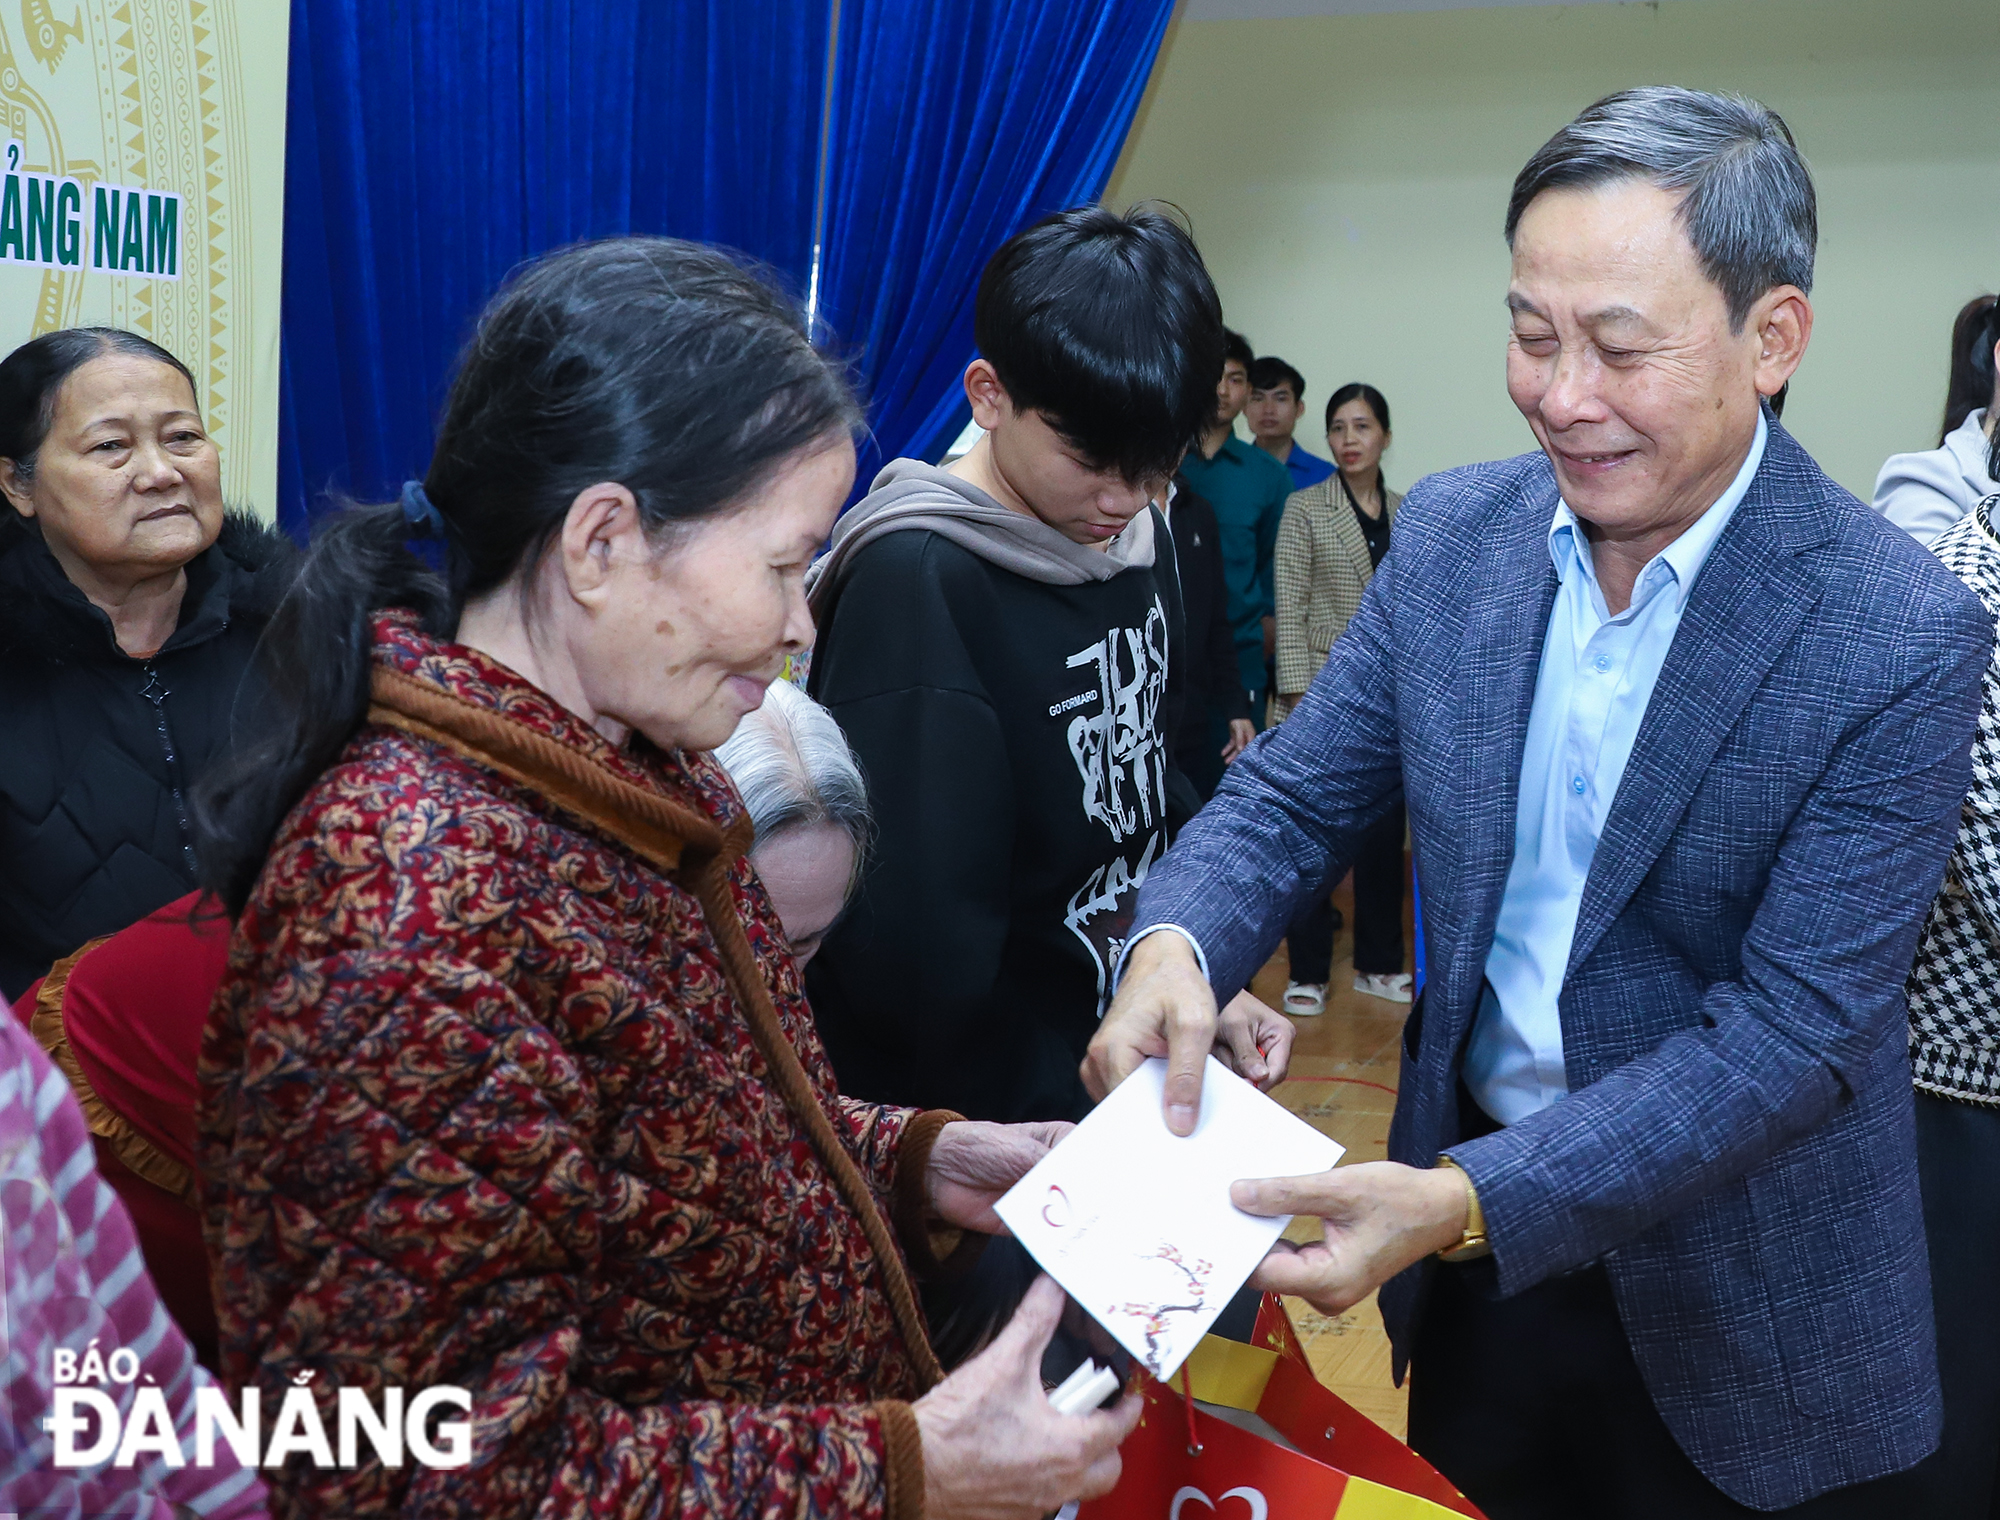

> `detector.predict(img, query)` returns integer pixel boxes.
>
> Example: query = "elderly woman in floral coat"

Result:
[192,239,1140,1519]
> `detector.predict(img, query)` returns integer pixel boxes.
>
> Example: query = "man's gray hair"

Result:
[1505,87,1816,331]
[715,677,872,891]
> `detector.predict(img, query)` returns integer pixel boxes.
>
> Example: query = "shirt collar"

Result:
[1547,411,1768,612]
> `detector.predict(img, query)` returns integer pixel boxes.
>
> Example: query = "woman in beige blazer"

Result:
[1271,384,1411,1013]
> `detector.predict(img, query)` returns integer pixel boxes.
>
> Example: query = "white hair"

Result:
[715,679,872,892]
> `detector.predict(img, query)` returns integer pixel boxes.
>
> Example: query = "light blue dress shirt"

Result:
[1465,415,1768,1125]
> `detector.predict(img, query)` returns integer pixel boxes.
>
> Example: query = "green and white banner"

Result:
[0,1,289,517]
[0,142,182,277]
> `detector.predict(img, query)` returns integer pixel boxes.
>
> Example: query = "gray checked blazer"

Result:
[1131,415,1992,1507]
[1271,477,1403,724]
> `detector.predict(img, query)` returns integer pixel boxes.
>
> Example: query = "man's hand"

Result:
[927,1120,1073,1234]
[1260,615,1277,661]
[1234,1161,1470,1315]
[1220,718,1256,763]
[1083,932,1217,1136]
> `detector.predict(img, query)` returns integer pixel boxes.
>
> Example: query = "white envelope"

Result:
[994,1055,1343,1383]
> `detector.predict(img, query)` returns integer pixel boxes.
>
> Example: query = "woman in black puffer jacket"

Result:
[0,328,293,1000]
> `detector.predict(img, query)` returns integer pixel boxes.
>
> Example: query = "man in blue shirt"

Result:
[1179,330,1293,721]
[1086,89,1990,1516]
[1246,356,1335,491]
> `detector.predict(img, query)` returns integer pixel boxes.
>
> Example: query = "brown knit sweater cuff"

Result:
[877,1399,926,1520]
[893,1110,987,1282]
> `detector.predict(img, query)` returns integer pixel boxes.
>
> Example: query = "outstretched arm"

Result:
[1232,590,1990,1312]
[1086,547,1407,1125]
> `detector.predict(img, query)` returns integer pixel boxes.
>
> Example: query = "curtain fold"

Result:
[277,0,831,532]
[816,0,1179,495]
[278,0,1176,533]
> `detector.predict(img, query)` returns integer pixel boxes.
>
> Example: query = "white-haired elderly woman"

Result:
[716,676,871,969]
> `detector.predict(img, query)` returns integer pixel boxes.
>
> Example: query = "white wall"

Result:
[1107,0,2000,499]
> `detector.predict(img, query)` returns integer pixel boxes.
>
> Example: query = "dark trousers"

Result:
[1286,801,1406,983]
[1176,703,1229,803]
[1903,1089,2000,1515]
[1287,891,1340,985]
[1409,1089,1935,1517]
[1408,1262,1930,1518]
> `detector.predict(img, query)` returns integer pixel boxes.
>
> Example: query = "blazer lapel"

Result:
[1330,491,1374,590]
[1564,452,1830,978]
[1442,474,1560,1011]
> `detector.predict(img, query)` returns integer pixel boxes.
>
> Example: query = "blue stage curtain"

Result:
[816,0,1179,493]
[277,0,831,532]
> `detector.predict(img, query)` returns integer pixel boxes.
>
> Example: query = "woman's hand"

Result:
[926,1120,1072,1234]
[914,1275,1143,1519]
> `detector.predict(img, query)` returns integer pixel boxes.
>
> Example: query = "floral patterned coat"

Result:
[199,613,948,1518]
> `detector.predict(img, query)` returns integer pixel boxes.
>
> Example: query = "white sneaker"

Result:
[1282,981,1328,1017]
[1354,972,1414,1004]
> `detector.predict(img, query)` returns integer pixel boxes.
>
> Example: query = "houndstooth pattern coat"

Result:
[1910,495,2000,1106]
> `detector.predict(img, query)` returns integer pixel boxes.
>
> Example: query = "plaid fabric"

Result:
[1134,417,1991,1509]
[0,1005,267,1518]
[1270,479,1402,717]
[1910,497,2000,1105]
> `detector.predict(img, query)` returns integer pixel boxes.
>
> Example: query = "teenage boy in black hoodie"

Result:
[805,206,1286,1126]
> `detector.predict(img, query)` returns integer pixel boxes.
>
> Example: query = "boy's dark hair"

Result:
[1222,328,1254,372]
[1248,356,1305,399]
[976,204,1224,484]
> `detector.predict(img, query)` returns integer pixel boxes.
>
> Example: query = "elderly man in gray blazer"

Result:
[1086,89,1991,1517]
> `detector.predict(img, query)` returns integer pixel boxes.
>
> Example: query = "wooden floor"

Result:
[1246,866,1416,1440]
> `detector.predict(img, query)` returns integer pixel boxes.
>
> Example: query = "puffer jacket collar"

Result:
[0,511,295,665]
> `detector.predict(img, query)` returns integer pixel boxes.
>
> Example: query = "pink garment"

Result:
[0,997,267,1518]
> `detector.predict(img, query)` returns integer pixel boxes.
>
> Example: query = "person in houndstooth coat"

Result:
[1906,486,2000,1515]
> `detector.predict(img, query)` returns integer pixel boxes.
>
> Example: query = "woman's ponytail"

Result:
[191,499,453,914]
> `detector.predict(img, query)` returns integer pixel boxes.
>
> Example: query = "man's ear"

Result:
[555,482,644,611]
[1751,286,1813,399]
[963,359,1014,431]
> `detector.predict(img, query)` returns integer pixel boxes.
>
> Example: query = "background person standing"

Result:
[1181,329,1294,723]
[1901,477,2000,1517]
[0,329,292,1002]
[1875,291,1999,545]
[1246,356,1335,491]
[1166,471,1256,800]
[1271,383,1408,1013]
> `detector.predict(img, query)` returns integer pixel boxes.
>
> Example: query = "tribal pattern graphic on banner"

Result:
[0,1,287,517]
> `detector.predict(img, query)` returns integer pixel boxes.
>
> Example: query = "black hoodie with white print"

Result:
[804,460,1199,1122]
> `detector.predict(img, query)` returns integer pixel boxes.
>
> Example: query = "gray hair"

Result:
[715,677,872,890]
[1505,87,1816,331]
